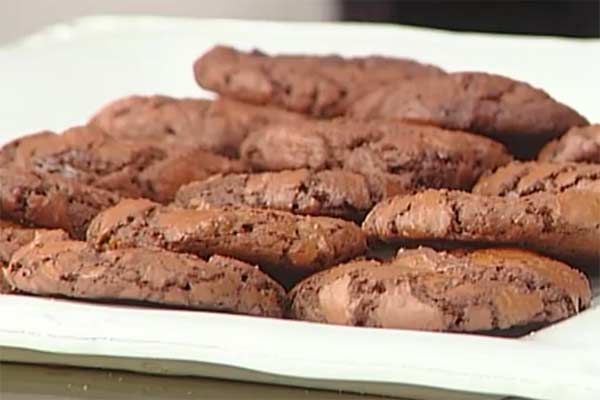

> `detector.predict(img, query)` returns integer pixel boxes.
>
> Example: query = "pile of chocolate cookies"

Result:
[1,45,598,334]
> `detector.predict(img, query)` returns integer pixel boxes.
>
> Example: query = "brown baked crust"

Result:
[240,119,511,199]
[350,72,588,158]
[362,189,600,268]
[6,125,245,203]
[0,227,69,293]
[87,199,367,286]
[135,147,246,204]
[538,124,600,163]
[0,131,56,167]
[194,45,445,117]
[288,247,591,332]
[89,95,213,148]
[175,169,375,221]
[473,162,600,196]
[0,167,120,239]
[89,95,304,157]
[4,233,286,317]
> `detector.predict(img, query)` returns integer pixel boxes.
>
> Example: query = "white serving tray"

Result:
[0,16,599,400]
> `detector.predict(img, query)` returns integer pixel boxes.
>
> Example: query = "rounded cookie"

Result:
[0,226,68,293]
[362,189,600,268]
[175,169,375,221]
[289,247,591,332]
[0,131,56,167]
[194,45,445,117]
[0,167,120,239]
[10,125,245,203]
[87,198,367,287]
[473,162,600,196]
[538,124,600,163]
[5,233,286,317]
[350,72,588,158]
[241,119,511,199]
[89,95,213,149]
[90,95,304,157]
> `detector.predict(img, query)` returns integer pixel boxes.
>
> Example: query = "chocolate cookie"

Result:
[473,162,600,196]
[89,95,213,149]
[0,131,56,167]
[4,232,286,317]
[198,97,306,156]
[0,226,69,293]
[289,247,591,332]
[10,125,245,203]
[194,45,445,117]
[362,189,600,268]
[241,119,512,199]
[175,169,375,221]
[350,72,589,158]
[0,167,120,239]
[134,147,246,204]
[538,124,600,163]
[0,223,36,293]
[87,198,367,286]
[90,95,304,156]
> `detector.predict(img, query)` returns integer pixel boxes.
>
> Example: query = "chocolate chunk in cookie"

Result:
[241,119,511,199]
[289,247,591,332]
[350,72,588,158]
[9,125,245,203]
[0,167,120,239]
[5,232,285,317]
[87,198,367,287]
[538,124,600,163]
[362,189,600,268]
[175,169,375,221]
[194,45,445,117]
[90,95,304,156]
[473,162,600,196]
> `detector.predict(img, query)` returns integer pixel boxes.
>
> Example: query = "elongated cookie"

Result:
[362,189,600,268]
[473,162,600,196]
[4,232,286,317]
[241,119,511,198]
[350,72,588,158]
[175,169,375,221]
[0,167,120,239]
[289,247,591,332]
[90,95,304,156]
[194,45,445,117]
[9,125,245,203]
[87,198,367,286]
[538,124,600,163]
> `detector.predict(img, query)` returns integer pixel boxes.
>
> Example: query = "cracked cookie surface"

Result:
[289,247,591,332]
[241,119,511,199]
[4,232,286,317]
[90,95,304,156]
[87,198,367,286]
[473,162,600,196]
[362,189,600,268]
[175,169,375,221]
[349,72,588,158]
[0,167,120,239]
[4,125,245,203]
[194,45,445,117]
